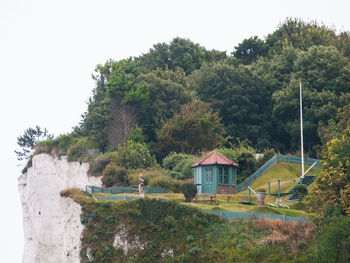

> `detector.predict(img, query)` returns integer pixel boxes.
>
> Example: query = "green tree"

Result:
[310,105,350,215]
[80,73,112,151]
[138,37,226,74]
[232,36,269,64]
[156,101,225,156]
[272,46,350,153]
[266,18,337,54]
[15,125,53,162]
[194,62,273,150]
[137,68,193,141]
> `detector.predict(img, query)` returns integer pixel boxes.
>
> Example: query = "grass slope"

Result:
[62,189,316,263]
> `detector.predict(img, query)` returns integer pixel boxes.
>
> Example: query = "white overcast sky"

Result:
[1,0,350,262]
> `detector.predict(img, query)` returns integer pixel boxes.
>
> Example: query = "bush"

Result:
[216,148,239,162]
[102,164,127,187]
[34,140,57,155]
[237,151,259,183]
[88,153,111,175]
[55,134,77,154]
[67,137,99,162]
[173,156,198,180]
[149,175,182,193]
[162,152,194,170]
[308,217,350,263]
[112,140,155,169]
[257,148,276,167]
[293,184,308,201]
[181,183,198,202]
[34,134,78,157]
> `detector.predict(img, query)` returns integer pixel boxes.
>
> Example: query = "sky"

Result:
[1,0,350,262]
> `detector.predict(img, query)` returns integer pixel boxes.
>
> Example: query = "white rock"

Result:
[113,227,145,256]
[18,153,102,263]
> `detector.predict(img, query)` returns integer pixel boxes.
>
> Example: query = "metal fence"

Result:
[277,155,322,166]
[86,185,167,195]
[237,155,278,192]
[204,210,311,223]
[236,154,321,192]
[97,195,168,202]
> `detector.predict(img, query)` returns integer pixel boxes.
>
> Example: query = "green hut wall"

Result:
[194,165,237,194]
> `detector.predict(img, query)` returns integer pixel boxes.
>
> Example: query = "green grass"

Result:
[91,162,320,219]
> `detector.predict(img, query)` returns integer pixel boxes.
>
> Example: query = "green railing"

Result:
[86,185,167,195]
[97,195,168,202]
[204,210,310,223]
[236,154,321,192]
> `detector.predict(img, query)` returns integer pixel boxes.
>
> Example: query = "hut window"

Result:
[224,167,228,184]
[218,167,223,183]
[218,167,229,184]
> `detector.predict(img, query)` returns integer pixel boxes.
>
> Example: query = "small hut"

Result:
[192,151,239,194]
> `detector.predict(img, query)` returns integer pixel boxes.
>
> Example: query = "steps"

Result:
[287,176,315,202]
[299,176,315,186]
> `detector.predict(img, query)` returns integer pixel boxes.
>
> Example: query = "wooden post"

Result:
[278,180,281,197]
[248,188,251,203]
[268,181,271,195]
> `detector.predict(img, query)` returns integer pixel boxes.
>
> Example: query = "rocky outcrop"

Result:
[18,154,102,263]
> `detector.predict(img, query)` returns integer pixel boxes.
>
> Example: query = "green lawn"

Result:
[92,162,320,219]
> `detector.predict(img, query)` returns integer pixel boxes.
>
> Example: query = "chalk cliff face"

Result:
[18,154,102,263]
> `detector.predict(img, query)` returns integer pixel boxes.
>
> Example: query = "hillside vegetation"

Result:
[63,189,319,263]
[17,18,350,262]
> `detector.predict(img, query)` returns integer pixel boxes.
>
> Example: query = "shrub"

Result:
[173,156,198,180]
[102,164,127,187]
[149,175,182,193]
[308,217,350,263]
[128,125,145,143]
[112,140,155,169]
[88,153,111,176]
[257,148,276,167]
[55,134,77,154]
[293,184,308,201]
[162,152,194,170]
[216,148,239,162]
[67,137,99,162]
[22,155,33,174]
[257,218,315,248]
[34,134,78,157]
[34,139,57,155]
[181,183,198,202]
[237,151,259,183]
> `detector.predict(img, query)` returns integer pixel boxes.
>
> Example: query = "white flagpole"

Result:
[300,81,305,178]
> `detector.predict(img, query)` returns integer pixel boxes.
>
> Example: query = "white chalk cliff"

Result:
[18,153,102,263]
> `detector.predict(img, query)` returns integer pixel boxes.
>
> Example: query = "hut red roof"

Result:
[191,151,239,168]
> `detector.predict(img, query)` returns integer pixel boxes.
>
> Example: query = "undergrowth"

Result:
[61,189,319,263]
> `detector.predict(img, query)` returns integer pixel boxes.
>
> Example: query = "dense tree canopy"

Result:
[232,36,268,64]
[194,62,274,150]
[74,18,350,158]
[138,37,226,74]
[156,101,225,156]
